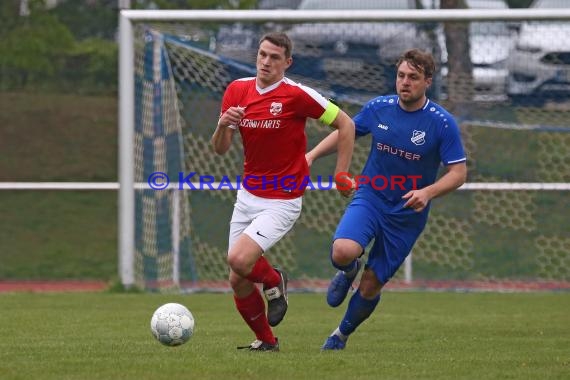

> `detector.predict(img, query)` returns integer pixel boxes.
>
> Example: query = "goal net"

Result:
[120,9,570,292]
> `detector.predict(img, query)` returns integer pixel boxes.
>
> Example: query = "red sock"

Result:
[245,256,280,288]
[234,287,276,344]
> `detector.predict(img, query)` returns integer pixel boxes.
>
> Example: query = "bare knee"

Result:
[332,238,362,265]
[227,253,253,277]
[227,234,263,277]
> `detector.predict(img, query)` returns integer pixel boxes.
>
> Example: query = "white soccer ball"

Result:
[150,303,195,346]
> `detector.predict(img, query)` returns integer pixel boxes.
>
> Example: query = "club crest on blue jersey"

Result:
[411,130,426,146]
[270,102,283,116]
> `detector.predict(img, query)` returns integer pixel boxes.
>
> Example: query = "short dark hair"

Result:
[396,49,436,79]
[259,32,293,58]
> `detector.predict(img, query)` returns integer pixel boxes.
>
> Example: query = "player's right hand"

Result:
[219,106,246,129]
[334,172,356,198]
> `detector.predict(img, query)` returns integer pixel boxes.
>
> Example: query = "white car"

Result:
[506,0,570,102]
[468,0,514,101]
[438,0,515,101]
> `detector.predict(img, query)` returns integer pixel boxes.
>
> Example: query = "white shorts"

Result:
[228,189,302,252]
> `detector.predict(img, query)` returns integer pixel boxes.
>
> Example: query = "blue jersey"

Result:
[353,95,466,215]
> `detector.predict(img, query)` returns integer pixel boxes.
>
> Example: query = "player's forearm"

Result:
[210,124,234,155]
[333,116,355,175]
[425,163,467,199]
[306,130,339,163]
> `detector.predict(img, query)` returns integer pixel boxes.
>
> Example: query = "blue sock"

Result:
[338,290,380,336]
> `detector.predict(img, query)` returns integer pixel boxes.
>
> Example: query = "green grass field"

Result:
[1,92,568,379]
[1,292,568,380]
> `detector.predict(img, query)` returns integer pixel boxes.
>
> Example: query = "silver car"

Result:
[439,0,515,101]
[506,0,570,102]
[468,5,514,101]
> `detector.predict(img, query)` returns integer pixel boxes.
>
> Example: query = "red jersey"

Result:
[221,77,337,199]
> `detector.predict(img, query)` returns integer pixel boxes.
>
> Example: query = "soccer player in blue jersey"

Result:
[305,49,467,350]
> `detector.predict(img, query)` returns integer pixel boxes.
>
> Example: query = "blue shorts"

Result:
[333,196,427,284]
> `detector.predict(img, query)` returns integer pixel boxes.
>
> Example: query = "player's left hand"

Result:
[402,189,430,212]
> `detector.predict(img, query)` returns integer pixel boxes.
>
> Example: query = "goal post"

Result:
[119,12,135,289]
[119,8,570,292]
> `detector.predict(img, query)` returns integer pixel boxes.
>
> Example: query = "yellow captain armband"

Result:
[318,100,340,127]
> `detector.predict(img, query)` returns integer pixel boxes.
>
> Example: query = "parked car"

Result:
[214,23,259,64]
[213,0,300,64]
[526,0,569,7]
[506,0,570,102]
[257,0,302,9]
[285,0,442,101]
[438,0,515,101]
[466,0,514,101]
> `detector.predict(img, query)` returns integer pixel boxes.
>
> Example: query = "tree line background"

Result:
[0,0,257,94]
[0,0,533,95]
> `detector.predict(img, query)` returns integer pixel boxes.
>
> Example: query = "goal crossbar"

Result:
[121,8,570,22]
[2,182,570,191]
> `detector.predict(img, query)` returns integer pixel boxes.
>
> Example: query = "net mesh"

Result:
[132,18,570,291]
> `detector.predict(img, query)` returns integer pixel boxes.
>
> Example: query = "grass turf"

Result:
[0,292,568,380]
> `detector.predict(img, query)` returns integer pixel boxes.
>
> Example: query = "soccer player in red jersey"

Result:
[211,32,355,351]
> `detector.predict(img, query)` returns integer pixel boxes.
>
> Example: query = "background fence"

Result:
[120,8,570,291]
[1,1,569,292]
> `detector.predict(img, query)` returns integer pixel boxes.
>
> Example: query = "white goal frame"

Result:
[118,8,570,289]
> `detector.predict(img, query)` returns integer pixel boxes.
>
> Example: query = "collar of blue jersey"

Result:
[396,96,430,111]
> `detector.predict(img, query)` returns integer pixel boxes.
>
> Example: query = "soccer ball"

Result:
[150,303,195,346]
